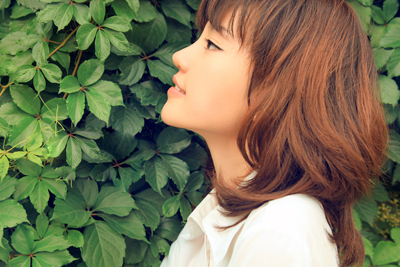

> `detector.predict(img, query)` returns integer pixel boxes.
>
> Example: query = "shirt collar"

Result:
[187,170,257,265]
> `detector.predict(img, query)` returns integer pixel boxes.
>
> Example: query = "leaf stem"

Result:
[48,26,79,58]
[63,50,83,99]
[0,81,14,98]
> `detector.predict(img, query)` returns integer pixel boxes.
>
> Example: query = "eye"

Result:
[204,39,222,50]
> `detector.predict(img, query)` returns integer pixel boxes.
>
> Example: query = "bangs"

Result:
[196,0,258,45]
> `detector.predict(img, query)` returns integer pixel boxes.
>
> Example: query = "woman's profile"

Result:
[160,0,388,266]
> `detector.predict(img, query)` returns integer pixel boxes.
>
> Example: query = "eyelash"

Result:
[204,39,222,50]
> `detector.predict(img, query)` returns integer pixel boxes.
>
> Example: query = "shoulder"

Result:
[243,194,332,238]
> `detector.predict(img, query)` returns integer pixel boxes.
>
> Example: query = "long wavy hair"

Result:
[196,0,388,266]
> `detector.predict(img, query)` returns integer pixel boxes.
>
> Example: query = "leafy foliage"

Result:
[0,0,398,266]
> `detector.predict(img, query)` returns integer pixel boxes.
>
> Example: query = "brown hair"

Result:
[197,0,388,266]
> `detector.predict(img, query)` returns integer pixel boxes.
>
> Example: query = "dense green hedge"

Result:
[0,0,399,266]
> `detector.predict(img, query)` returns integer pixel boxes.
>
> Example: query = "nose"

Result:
[172,44,194,73]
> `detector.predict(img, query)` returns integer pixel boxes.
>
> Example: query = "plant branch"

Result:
[48,26,79,58]
[0,81,14,98]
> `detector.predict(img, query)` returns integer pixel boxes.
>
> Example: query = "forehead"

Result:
[197,0,256,46]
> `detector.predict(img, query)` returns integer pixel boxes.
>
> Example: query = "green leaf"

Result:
[372,182,390,202]
[0,117,11,138]
[14,64,36,83]
[160,154,189,191]
[32,41,49,67]
[37,3,61,23]
[72,178,99,209]
[17,158,42,176]
[156,127,191,154]
[26,132,42,151]
[184,171,204,192]
[130,81,166,106]
[60,75,81,94]
[0,175,17,201]
[36,213,49,238]
[74,127,103,139]
[118,56,146,86]
[67,229,84,247]
[103,28,134,53]
[185,0,199,10]
[0,31,31,55]
[162,195,180,217]
[11,224,35,254]
[372,5,386,25]
[362,236,374,258]
[372,241,400,265]
[354,195,378,226]
[102,16,132,32]
[0,199,28,228]
[78,59,104,86]
[52,192,91,228]
[66,137,82,168]
[75,136,103,159]
[67,91,85,125]
[154,216,182,241]
[41,178,67,199]
[34,69,46,92]
[111,0,137,20]
[124,238,148,264]
[6,255,31,267]
[53,3,74,31]
[33,250,76,267]
[16,0,46,10]
[76,23,98,50]
[144,156,169,194]
[93,186,136,216]
[41,98,68,122]
[90,0,105,25]
[175,143,207,171]
[87,80,124,106]
[166,18,192,43]
[133,198,160,231]
[374,48,393,70]
[95,29,110,61]
[99,211,147,241]
[147,59,176,86]
[81,221,125,267]
[132,0,157,23]
[180,196,191,221]
[86,90,111,124]
[379,18,400,48]
[379,75,400,106]
[46,132,69,158]
[161,0,191,27]
[30,181,50,214]
[391,228,400,245]
[0,156,9,182]
[152,42,188,67]
[129,11,167,53]
[0,102,31,126]
[10,84,40,115]
[387,48,400,78]
[347,2,371,33]
[383,0,399,23]
[11,4,35,19]
[32,235,69,253]
[40,63,62,83]
[73,3,90,25]
[110,105,144,137]
[8,116,38,148]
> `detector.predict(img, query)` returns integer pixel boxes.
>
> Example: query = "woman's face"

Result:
[161,15,252,139]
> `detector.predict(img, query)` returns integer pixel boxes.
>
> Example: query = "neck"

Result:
[203,134,251,188]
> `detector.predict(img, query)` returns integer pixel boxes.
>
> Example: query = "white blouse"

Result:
[161,181,340,267]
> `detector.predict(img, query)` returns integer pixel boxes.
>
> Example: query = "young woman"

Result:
[160,0,388,266]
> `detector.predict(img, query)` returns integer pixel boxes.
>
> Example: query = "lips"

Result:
[173,75,186,94]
